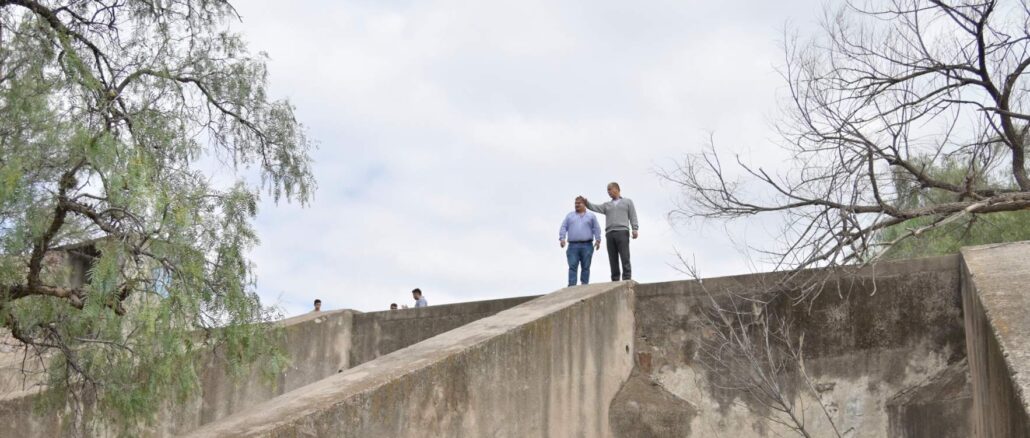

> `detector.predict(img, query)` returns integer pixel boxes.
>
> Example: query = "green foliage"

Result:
[877,156,1030,259]
[0,0,312,433]
[877,210,1030,259]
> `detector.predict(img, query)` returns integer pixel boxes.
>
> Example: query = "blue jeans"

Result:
[566,242,595,286]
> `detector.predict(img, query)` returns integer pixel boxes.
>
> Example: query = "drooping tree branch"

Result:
[666,0,1030,281]
[0,0,309,430]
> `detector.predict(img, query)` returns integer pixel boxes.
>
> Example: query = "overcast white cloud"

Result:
[228,0,828,315]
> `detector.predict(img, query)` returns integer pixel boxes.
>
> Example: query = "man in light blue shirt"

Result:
[559,197,602,287]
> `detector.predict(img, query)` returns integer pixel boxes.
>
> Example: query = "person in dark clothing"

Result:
[582,182,639,281]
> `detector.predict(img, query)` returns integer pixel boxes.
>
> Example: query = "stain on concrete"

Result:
[610,370,696,438]
[887,358,972,438]
[631,255,968,437]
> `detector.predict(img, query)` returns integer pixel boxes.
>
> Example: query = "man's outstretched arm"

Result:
[583,197,605,214]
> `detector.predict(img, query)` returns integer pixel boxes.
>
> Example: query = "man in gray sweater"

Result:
[583,182,639,281]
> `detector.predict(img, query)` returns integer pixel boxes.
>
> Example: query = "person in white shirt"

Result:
[412,288,428,308]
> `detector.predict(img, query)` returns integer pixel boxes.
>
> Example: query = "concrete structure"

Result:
[3,242,1030,437]
[962,241,1030,437]
[189,282,634,438]
[613,255,968,437]
[886,359,972,438]
[0,295,536,437]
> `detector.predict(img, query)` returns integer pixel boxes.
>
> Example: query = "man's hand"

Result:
[632,230,639,239]
[594,240,601,250]
[560,239,566,248]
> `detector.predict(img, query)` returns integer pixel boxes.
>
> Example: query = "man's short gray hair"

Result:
[608,182,621,190]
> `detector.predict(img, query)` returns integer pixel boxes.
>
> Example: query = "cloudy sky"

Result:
[228,0,828,316]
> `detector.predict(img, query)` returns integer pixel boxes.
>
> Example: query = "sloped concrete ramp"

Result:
[186,282,635,438]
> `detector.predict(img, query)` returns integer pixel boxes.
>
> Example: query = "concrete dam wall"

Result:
[4,241,1030,437]
[614,255,968,437]
[189,282,635,438]
[0,295,537,437]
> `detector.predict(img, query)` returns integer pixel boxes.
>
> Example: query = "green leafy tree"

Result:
[0,0,313,431]
[877,155,1030,259]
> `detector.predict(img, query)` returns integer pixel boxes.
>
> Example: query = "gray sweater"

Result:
[586,198,639,232]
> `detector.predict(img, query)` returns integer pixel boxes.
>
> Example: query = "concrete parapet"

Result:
[174,309,358,433]
[186,282,636,438]
[0,296,533,437]
[622,255,967,437]
[962,241,1030,437]
[348,295,538,366]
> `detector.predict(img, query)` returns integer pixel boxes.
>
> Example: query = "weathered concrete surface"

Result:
[609,370,696,438]
[163,309,358,435]
[0,296,534,437]
[962,241,1030,438]
[887,358,972,438]
[187,282,636,438]
[0,388,69,437]
[0,333,45,396]
[0,309,360,438]
[348,295,537,366]
[14,243,1030,437]
[620,255,968,437]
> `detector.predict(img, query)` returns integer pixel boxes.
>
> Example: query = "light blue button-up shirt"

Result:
[559,210,602,242]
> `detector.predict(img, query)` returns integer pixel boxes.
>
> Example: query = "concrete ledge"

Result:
[182,309,358,432]
[0,295,539,437]
[635,254,960,300]
[962,242,1030,437]
[348,295,538,366]
[186,282,636,437]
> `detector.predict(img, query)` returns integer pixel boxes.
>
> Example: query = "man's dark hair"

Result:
[390,303,398,309]
[575,196,586,203]
[314,299,322,305]
[411,288,422,296]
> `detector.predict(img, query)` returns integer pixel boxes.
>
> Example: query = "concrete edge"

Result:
[636,254,960,297]
[185,281,636,437]
[961,241,1030,436]
[353,295,542,322]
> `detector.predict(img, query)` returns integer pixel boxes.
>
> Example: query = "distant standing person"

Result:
[583,182,639,281]
[412,288,428,308]
[313,299,322,312]
[559,196,602,286]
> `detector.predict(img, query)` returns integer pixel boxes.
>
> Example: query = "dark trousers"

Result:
[606,230,631,281]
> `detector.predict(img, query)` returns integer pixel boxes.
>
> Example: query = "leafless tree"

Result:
[679,258,844,437]
[663,0,1030,282]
